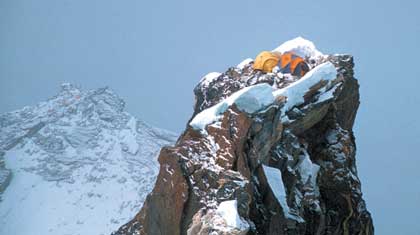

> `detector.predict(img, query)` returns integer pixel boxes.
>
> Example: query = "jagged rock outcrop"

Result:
[115,37,373,235]
[0,84,177,235]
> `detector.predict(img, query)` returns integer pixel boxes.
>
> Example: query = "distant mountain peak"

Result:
[0,84,177,235]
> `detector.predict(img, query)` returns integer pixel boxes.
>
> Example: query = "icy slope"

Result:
[0,84,177,235]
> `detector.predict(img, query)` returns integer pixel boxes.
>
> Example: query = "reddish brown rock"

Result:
[114,54,373,235]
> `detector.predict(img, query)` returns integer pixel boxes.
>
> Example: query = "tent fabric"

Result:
[277,52,309,77]
[291,61,310,77]
[253,51,309,77]
[253,51,280,72]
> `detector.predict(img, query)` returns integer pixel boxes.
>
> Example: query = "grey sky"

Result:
[1,0,419,234]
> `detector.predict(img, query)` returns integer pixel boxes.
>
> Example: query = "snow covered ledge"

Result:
[235,37,324,71]
[189,83,275,132]
[272,36,324,59]
[273,62,338,121]
[189,62,338,133]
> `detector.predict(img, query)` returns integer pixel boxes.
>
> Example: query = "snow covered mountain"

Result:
[115,37,373,235]
[0,84,177,235]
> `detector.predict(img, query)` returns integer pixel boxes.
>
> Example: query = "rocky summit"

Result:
[115,37,373,235]
[0,84,177,235]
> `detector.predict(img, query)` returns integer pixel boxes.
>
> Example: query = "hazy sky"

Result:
[1,0,419,234]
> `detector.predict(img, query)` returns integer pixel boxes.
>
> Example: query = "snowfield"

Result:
[0,84,177,235]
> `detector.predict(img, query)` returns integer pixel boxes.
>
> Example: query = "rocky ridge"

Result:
[115,37,374,235]
[0,84,177,235]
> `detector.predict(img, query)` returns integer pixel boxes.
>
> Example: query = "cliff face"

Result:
[115,38,373,235]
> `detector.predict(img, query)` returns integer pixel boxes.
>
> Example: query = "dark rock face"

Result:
[115,54,373,235]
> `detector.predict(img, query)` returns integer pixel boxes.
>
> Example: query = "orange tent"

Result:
[253,51,309,77]
[277,52,310,77]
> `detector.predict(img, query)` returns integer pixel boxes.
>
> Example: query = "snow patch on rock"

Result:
[272,36,324,58]
[199,72,222,86]
[262,165,304,222]
[273,62,337,120]
[190,83,275,132]
[236,58,253,70]
[297,151,320,196]
[215,200,250,232]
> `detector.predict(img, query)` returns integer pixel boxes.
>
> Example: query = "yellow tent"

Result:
[253,51,310,76]
[253,51,279,73]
